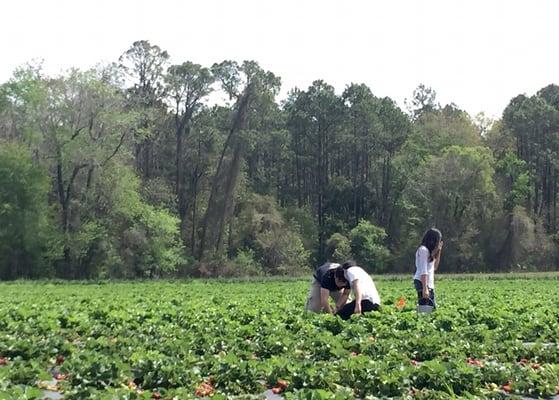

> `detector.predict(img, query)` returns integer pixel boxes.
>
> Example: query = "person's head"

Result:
[334,266,349,289]
[342,260,356,270]
[421,228,442,260]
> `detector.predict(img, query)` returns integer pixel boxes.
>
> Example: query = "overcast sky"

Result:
[1,0,558,118]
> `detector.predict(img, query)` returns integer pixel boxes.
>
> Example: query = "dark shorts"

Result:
[337,299,380,320]
[414,279,436,308]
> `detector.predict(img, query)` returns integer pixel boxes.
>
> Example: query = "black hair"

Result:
[342,260,356,270]
[420,228,442,261]
[335,266,348,282]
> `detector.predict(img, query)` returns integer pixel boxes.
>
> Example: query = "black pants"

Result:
[414,279,436,308]
[337,299,379,320]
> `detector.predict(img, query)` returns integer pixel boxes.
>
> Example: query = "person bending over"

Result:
[334,261,381,320]
[305,262,350,313]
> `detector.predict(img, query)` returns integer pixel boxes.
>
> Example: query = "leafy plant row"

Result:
[0,279,558,399]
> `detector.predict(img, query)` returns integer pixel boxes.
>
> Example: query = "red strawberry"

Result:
[54,373,67,381]
[195,382,214,397]
[531,363,541,370]
[270,379,288,394]
[467,357,483,367]
[277,379,288,389]
[410,360,419,366]
[151,391,161,399]
[396,297,406,310]
[502,382,512,393]
[0,358,7,366]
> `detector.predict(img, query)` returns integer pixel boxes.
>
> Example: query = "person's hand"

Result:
[422,289,430,300]
[433,241,443,260]
[354,302,362,315]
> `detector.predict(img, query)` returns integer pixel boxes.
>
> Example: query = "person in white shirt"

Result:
[413,228,443,308]
[333,261,381,320]
[305,262,350,313]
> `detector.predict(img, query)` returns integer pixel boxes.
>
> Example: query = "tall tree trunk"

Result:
[215,141,245,255]
[198,84,253,260]
[295,132,302,207]
[176,122,191,227]
[143,139,151,179]
[553,171,557,233]
[191,176,198,255]
[317,122,326,258]
[352,155,359,225]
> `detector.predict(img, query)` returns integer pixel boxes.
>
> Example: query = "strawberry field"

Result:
[1,277,559,399]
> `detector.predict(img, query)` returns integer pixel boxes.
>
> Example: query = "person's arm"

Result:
[417,247,430,299]
[320,288,332,313]
[421,274,430,299]
[335,288,351,312]
[434,241,443,271]
[353,280,362,315]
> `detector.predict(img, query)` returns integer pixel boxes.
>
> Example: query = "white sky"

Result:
[1,0,558,119]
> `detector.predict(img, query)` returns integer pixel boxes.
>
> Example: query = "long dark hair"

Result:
[420,228,442,261]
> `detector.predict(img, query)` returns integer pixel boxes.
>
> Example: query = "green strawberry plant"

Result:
[0,277,558,398]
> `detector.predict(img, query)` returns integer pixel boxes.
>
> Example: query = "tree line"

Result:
[1,40,558,279]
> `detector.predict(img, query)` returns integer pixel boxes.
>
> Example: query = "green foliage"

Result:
[255,229,309,275]
[348,220,390,272]
[0,141,59,279]
[496,152,531,211]
[2,43,559,276]
[232,248,263,277]
[414,104,481,153]
[97,166,185,278]
[408,84,438,118]
[325,233,352,263]
[138,205,185,275]
[502,91,559,235]
[488,206,557,271]
[1,278,559,397]
[51,164,186,279]
[233,194,310,275]
[483,120,515,159]
[283,206,319,255]
[140,177,177,210]
[407,146,497,270]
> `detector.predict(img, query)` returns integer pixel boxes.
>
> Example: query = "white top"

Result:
[344,267,381,305]
[414,245,435,289]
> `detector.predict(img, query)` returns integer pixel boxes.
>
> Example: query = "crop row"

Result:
[0,279,558,399]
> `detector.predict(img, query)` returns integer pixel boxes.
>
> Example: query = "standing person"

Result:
[413,228,443,308]
[334,261,381,320]
[305,262,350,313]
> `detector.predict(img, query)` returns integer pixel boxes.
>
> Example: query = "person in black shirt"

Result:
[305,262,351,313]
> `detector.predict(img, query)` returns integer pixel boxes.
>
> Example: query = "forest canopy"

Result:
[1,40,558,279]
